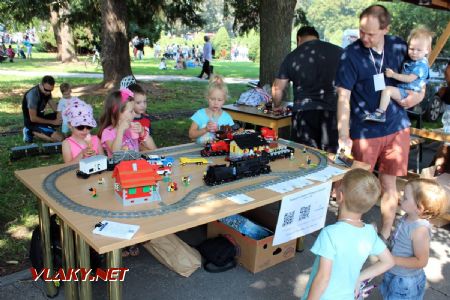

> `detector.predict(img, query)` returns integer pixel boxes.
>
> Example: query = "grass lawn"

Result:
[0,50,259,78]
[0,75,248,275]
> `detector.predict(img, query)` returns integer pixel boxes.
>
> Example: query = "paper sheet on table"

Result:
[92,220,140,240]
[228,194,255,204]
[305,166,346,182]
[265,177,314,194]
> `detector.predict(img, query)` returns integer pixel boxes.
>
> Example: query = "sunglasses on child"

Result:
[75,125,93,131]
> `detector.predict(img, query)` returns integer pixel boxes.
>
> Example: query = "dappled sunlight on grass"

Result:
[7,224,34,240]
[0,103,22,114]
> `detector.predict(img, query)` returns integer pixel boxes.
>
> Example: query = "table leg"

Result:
[37,199,59,297]
[75,233,92,300]
[296,237,305,252]
[60,220,78,300]
[107,249,122,300]
[273,125,279,138]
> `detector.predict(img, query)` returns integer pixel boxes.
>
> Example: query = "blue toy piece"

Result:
[145,154,174,167]
[161,156,174,167]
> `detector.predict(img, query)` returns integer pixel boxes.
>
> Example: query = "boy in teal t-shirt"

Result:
[302,169,394,300]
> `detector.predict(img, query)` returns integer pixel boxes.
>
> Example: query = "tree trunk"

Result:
[50,2,78,63]
[50,9,62,61]
[259,0,296,87]
[59,3,78,63]
[100,0,133,89]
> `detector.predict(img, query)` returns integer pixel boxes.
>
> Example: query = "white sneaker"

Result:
[23,127,32,143]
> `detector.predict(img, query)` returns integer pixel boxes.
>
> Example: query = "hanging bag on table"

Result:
[236,87,271,106]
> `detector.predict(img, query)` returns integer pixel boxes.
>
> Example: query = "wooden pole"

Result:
[429,21,450,66]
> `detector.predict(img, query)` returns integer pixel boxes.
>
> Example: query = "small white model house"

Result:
[79,155,108,174]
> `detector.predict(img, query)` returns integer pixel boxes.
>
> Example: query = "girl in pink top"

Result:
[98,89,142,157]
[61,101,104,163]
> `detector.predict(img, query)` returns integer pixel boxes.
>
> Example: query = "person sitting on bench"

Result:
[22,75,63,143]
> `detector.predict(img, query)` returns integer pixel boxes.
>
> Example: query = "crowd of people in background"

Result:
[230,44,249,61]
[0,29,35,63]
[128,33,250,68]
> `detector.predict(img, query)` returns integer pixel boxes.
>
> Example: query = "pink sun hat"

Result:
[63,99,97,128]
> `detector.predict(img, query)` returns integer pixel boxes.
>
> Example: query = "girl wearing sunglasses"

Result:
[61,100,104,163]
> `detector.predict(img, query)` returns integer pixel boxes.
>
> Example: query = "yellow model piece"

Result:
[179,157,208,166]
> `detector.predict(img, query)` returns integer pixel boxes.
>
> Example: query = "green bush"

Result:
[212,27,231,58]
[73,26,95,55]
[36,28,56,52]
[234,30,260,62]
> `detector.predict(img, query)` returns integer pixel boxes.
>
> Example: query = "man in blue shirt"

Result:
[336,5,425,240]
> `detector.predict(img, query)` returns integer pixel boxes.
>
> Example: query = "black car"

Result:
[408,57,449,126]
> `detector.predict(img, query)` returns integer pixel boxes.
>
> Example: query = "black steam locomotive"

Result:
[203,155,271,186]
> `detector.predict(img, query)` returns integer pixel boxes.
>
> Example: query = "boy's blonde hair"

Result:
[60,82,71,94]
[205,74,228,99]
[406,178,448,219]
[341,169,381,214]
[408,26,434,53]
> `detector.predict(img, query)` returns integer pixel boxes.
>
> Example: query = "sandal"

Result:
[121,248,130,258]
[129,245,140,257]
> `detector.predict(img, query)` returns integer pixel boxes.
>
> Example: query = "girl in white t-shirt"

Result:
[57,83,83,135]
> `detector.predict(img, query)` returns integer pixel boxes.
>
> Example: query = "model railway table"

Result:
[410,127,450,143]
[222,103,292,136]
[15,141,366,300]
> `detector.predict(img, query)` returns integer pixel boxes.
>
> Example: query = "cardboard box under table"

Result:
[207,207,296,273]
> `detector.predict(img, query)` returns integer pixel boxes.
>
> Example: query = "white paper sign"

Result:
[273,181,332,246]
[265,177,314,194]
[228,194,255,204]
[92,220,140,240]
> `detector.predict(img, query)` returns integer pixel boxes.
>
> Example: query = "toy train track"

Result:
[42,141,328,218]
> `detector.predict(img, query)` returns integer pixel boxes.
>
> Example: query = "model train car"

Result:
[107,150,142,171]
[267,145,295,161]
[144,154,175,167]
[77,155,108,179]
[203,156,271,186]
[201,140,230,157]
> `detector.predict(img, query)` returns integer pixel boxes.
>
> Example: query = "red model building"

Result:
[112,160,162,206]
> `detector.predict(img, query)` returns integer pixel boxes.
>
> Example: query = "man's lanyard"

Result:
[369,48,384,74]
